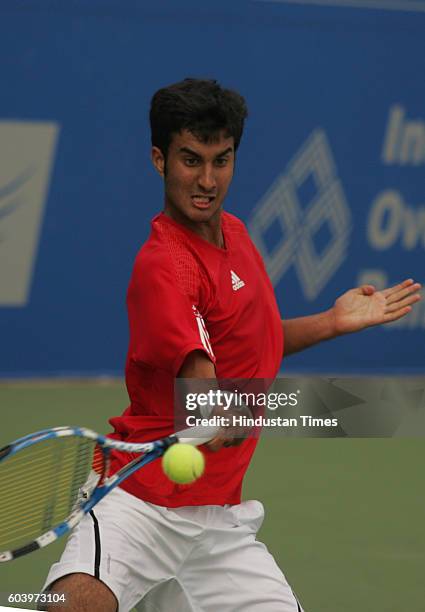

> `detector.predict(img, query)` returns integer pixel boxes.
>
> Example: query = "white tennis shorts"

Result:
[43,485,304,612]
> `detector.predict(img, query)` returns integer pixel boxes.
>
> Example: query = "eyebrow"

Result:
[179,146,233,158]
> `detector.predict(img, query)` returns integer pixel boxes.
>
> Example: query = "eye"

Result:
[215,158,229,167]
[184,157,200,167]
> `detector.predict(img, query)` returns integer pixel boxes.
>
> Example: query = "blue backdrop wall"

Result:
[1,0,424,376]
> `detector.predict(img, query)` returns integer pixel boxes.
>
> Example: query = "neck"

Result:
[163,207,224,248]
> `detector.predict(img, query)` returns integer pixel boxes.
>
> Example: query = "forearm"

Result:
[178,349,251,449]
[282,309,339,356]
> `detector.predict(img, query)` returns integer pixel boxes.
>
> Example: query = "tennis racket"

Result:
[0,424,218,562]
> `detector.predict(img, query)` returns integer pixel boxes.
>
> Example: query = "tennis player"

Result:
[42,79,421,612]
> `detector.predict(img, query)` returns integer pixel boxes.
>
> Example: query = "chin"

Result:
[166,199,222,225]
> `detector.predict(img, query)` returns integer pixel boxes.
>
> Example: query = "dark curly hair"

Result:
[150,78,248,157]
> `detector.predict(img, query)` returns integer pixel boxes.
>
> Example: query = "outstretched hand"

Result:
[332,278,422,335]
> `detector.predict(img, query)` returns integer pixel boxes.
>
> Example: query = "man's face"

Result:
[152,129,235,228]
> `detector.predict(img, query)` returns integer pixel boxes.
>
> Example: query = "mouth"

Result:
[191,195,216,210]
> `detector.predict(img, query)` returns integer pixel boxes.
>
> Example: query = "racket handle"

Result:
[175,425,220,446]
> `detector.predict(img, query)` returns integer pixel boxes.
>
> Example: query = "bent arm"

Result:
[282,310,337,356]
[178,349,217,378]
[178,350,251,450]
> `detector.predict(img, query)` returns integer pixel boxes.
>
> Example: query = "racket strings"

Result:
[0,455,94,519]
[0,447,91,493]
[0,436,100,551]
[0,442,91,495]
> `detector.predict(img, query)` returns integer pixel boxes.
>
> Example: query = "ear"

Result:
[151,146,165,176]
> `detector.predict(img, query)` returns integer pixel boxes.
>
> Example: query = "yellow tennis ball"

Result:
[162,443,205,484]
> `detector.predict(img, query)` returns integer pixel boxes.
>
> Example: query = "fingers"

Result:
[383,278,422,319]
[382,278,421,299]
[383,278,422,316]
[385,291,422,314]
[206,434,235,452]
[206,435,226,452]
[206,429,249,451]
[383,305,413,323]
[206,403,253,451]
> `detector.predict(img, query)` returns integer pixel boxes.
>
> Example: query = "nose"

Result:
[198,164,216,192]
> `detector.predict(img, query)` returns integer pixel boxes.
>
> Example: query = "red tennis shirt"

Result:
[108,211,283,506]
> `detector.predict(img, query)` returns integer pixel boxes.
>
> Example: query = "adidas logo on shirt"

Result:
[231,270,245,291]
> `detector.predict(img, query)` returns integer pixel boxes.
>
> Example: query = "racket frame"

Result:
[0,424,217,562]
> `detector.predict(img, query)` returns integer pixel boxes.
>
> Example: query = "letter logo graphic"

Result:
[231,270,245,291]
[248,130,351,300]
[0,121,60,306]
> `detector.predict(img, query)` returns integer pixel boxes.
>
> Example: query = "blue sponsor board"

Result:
[0,0,424,376]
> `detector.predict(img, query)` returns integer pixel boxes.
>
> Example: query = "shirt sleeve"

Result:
[127,252,216,376]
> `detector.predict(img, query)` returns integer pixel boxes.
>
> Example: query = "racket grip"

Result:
[175,425,220,446]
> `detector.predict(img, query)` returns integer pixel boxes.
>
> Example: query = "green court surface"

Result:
[0,382,424,611]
